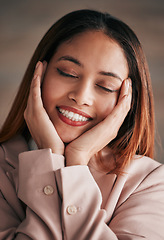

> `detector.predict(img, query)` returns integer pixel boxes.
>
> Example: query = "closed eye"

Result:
[96,84,118,93]
[57,68,78,78]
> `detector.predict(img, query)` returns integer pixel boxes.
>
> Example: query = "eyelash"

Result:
[57,68,78,78]
[57,68,117,93]
[96,85,117,93]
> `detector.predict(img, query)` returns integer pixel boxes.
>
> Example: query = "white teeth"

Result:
[78,115,82,121]
[58,108,89,122]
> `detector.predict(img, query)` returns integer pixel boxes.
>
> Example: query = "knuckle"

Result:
[32,79,38,88]
[24,109,27,119]
[32,91,39,100]
[122,96,131,111]
[112,131,117,140]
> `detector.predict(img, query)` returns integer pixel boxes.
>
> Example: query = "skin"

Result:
[24,31,132,167]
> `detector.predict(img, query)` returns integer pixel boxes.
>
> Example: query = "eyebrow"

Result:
[57,55,122,82]
[57,55,83,67]
[99,71,123,82]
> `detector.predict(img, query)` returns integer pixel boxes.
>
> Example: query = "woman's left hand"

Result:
[65,78,132,166]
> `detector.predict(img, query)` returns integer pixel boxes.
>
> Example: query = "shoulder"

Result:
[0,135,28,170]
[0,135,29,201]
[132,155,164,190]
[116,155,164,205]
[125,155,163,184]
[109,157,164,239]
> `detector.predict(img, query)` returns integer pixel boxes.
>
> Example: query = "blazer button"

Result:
[67,205,77,215]
[43,185,54,195]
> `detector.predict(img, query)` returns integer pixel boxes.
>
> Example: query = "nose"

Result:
[68,80,94,106]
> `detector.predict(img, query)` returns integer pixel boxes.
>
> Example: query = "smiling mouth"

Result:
[57,106,92,126]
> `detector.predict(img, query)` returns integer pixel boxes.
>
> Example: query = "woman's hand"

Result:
[65,79,132,166]
[24,61,64,155]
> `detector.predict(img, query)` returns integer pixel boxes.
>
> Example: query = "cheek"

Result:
[41,83,53,110]
[42,78,65,110]
[97,94,118,120]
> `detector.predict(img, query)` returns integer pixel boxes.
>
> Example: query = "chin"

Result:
[61,135,78,144]
[54,122,92,144]
[58,130,81,143]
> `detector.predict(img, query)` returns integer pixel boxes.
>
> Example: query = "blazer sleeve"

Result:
[55,164,164,240]
[55,165,118,240]
[0,148,65,240]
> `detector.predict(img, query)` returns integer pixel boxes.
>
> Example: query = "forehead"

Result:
[56,31,123,55]
[51,31,128,75]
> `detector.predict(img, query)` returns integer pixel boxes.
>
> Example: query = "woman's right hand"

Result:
[65,78,132,166]
[24,61,64,155]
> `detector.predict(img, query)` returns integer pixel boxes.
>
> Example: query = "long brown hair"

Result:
[0,9,154,173]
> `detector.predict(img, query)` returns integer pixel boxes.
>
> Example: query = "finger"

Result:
[41,61,47,83]
[28,61,45,109]
[30,61,45,89]
[118,78,130,101]
[29,61,47,101]
[117,78,132,110]
[34,61,43,79]
[25,76,42,119]
[31,74,43,110]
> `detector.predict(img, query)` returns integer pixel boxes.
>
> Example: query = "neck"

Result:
[88,147,116,173]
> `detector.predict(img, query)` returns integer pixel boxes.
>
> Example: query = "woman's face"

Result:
[42,31,129,143]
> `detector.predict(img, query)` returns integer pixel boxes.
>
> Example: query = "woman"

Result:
[0,9,164,240]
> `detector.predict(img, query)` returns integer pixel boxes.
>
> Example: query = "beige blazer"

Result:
[0,135,164,240]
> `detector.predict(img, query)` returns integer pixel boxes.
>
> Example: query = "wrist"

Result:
[51,146,64,155]
[66,159,86,166]
[39,142,64,155]
[65,148,88,166]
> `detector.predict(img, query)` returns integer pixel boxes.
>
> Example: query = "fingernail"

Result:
[42,60,47,65]
[128,78,132,87]
[33,74,37,80]
[35,61,40,69]
[125,79,129,92]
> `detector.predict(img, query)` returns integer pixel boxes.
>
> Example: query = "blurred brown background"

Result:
[0,0,164,163]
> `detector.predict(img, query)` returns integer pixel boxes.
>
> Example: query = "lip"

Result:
[56,105,92,127]
[57,105,93,119]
